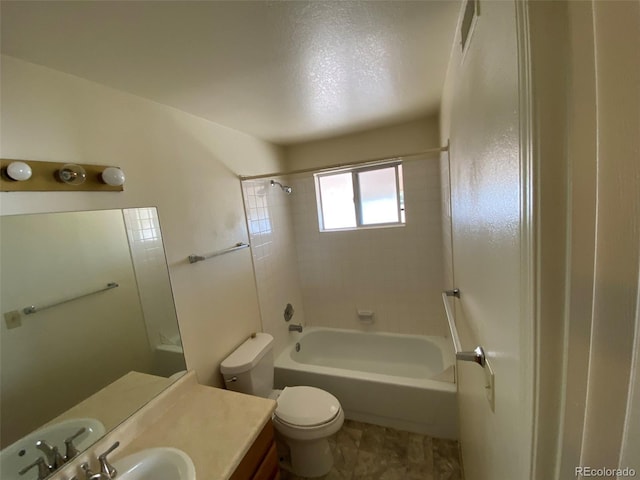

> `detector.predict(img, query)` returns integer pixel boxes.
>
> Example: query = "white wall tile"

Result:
[290,160,448,336]
[242,178,306,357]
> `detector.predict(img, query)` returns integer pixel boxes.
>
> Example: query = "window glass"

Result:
[318,172,356,230]
[315,162,404,232]
[358,167,399,225]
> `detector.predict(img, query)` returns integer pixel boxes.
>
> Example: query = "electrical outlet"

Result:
[484,358,495,412]
[4,310,22,329]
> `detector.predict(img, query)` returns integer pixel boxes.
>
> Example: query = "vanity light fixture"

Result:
[58,163,87,185]
[6,161,32,181]
[101,167,126,187]
[1,158,124,192]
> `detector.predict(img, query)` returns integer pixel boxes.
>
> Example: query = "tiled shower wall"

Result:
[123,207,179,349]
[242,179,306,357]
[290,157,448,336]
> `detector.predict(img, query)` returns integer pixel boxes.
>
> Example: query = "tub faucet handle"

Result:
[284,303,295,322]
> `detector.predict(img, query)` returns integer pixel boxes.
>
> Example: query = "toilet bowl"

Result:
[220,333,344,477]
[272,386,344,477]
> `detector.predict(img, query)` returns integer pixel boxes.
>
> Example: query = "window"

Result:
[315,162,405,231]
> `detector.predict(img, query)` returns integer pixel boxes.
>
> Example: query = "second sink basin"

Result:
[113,447,196,480]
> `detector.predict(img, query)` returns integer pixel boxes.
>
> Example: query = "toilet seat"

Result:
[274,386,341,428]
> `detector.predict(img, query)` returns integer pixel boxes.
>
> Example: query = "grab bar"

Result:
[442,289,486,367]
[188,242,250,264]
[22,282,119,315]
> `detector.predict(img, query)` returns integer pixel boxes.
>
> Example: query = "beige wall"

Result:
[480,1,640,478]
[525,2,640,477]
[0,210,152,446]
[0,55,285,388]
[439,1,533,479]
[285,115,441,171]
[578,0,640,471]
[527,2,575,477]
[622,274,640,472]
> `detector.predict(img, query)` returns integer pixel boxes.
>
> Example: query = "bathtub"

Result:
[274,327,458,439]
[153,342,187,378]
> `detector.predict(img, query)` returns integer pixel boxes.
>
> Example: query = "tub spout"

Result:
[288,324,303,333]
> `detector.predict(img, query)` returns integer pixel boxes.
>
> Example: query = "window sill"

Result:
[319,223,406,233]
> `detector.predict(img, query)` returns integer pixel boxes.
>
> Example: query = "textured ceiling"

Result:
[0,1,460,145]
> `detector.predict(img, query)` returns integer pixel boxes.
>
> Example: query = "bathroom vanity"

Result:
[48,371,278,479]
[2,209,278,479]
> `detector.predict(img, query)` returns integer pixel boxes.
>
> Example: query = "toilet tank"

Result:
[220,333,274,398]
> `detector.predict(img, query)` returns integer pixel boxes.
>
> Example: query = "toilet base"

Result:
[277,436,334,478]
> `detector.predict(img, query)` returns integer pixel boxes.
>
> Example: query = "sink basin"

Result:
[113,447,196,480]
[0,417,105,480]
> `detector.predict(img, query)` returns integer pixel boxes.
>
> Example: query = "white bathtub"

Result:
[274,327,458,439]
[153,342,186,378]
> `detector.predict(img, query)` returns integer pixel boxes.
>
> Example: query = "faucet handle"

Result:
[36,439,66,469]
[80,462,109,480]
[19,457,51,480]
[98,441,120,479]
[64,427,86,460]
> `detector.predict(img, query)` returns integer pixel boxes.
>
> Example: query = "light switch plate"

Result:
[484,358,495,412]
[4,310,22,329]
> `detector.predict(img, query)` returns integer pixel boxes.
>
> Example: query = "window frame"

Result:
[315,160,405,232]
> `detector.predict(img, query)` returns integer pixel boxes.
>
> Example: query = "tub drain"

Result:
[295,342,301,352]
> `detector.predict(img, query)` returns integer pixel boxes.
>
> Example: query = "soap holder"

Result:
[357,309,374,324]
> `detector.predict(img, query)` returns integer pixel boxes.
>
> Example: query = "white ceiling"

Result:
[0,1,460,145]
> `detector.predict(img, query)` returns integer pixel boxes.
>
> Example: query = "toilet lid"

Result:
[274,386,341,427]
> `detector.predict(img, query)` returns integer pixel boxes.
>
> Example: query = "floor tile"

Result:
[433,438,463,480]
[407,433,426,463]
[335,424,363,450]
[279,420,463,480]
[358,424,386,453]
[383,428,409,461]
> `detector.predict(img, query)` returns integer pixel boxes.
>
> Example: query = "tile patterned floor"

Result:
[280,419,464,480]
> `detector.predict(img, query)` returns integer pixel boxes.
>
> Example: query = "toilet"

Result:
[220,333,344,478]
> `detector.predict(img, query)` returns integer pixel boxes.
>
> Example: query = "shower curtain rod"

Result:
[238,144,449,181]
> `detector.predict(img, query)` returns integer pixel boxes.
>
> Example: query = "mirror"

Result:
[0,208,186,468]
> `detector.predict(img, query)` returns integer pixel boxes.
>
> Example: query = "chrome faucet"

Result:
[80,441,119,480]
[98,441,119,479]
[81,463,110,480]
[36,440,66,469]
[19,429,85,479]
[18,457,50,480]
[288,323,303,333]
[64,427,87,460]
